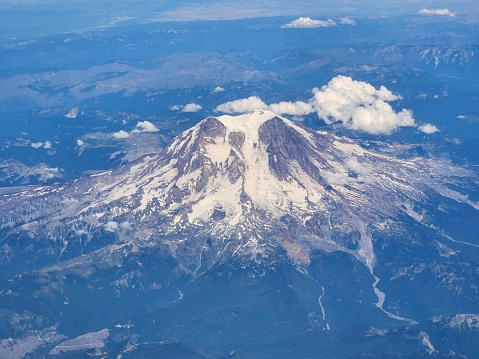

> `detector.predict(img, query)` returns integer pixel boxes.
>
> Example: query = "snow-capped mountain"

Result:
[412,45,479,69]
[1,110,479,358]
[0,110,476,278]
[1,110,476,273]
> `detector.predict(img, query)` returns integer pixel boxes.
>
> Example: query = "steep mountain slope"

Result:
[1,110,479,358]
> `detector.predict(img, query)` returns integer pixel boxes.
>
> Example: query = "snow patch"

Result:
[65,107,79,119]
[49,329,110,356]
[31,141,52,150]
[318,286,330,330]
[432,314,479,329]
[420,331,437,355]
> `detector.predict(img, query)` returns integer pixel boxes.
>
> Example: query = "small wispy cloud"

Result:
[31,141,52,149]
[281,17,336,29]
[132,121,159,133]
[171,103,203,113]
[113,130,130,139]
[104,221,119,233]
[418,8,455,17]
[213,86,225,93]
[322,170,351,186]
[340,18,355,25]
[346,157,369,175]
[112,121,159,140]
[418,124,439,134]
[182,103,203,113]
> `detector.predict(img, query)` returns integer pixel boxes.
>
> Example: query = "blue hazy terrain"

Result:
[0,1,479,358]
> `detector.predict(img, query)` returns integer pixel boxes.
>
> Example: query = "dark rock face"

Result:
[211,207,226,221]
[228,131,245,150]
[259,117,325,183]
[165,117,227,176]
[166,185,183,205]
[226,149,245,184]
[199,117,227,139]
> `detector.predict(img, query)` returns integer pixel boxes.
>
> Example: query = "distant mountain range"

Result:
[372,44,479,70]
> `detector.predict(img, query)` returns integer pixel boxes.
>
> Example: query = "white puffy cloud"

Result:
[182,103,203,113]
[113,130,130,139]
[342,101,414,134]
[418,123,439,134]
[281,17,336,29]
[216,96,268,113]
[215,76,415,135]
[340,18,355,25]
[132,121,159,133]
[171,103,203,112]
[213,86,225,93]
[31,141,52,149]
[111,121,159,140]
[268,101,314,116]
[418,8,455,17]
[76,139,84,146]
[216,97,313,117]
[310,76,414,134]
[104,221,119,233]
